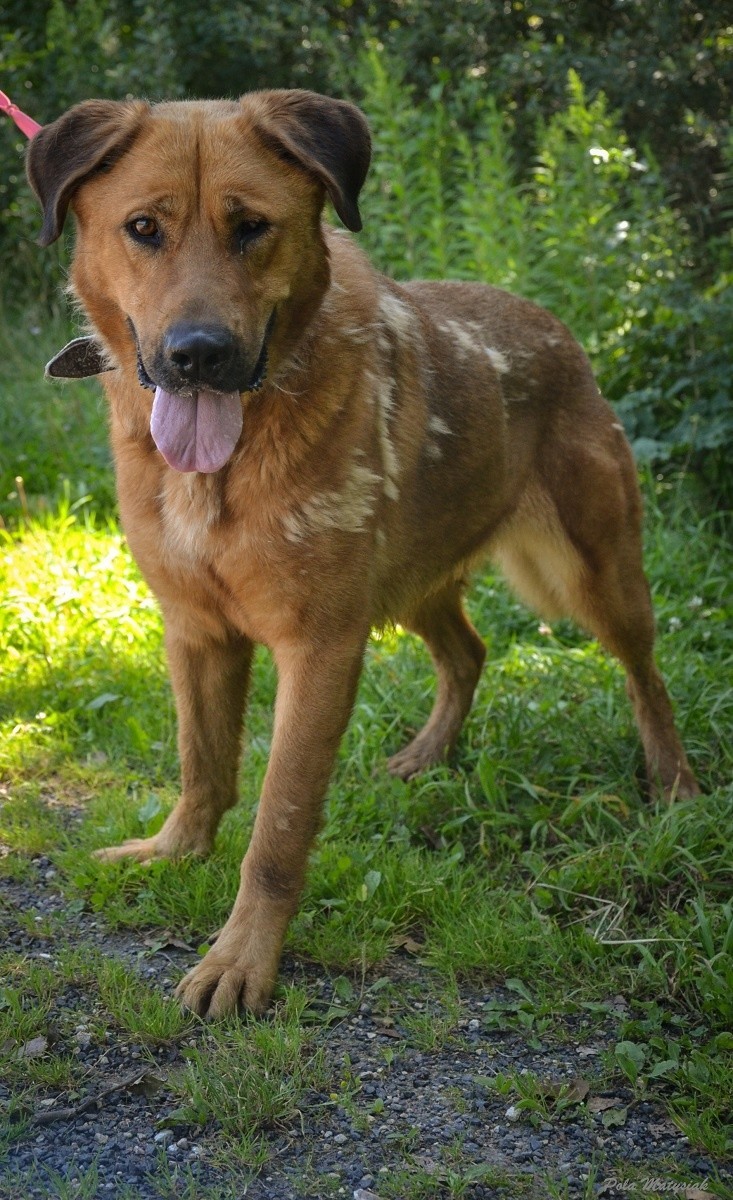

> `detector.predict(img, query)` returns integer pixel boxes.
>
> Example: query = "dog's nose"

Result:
[163,323,238,385]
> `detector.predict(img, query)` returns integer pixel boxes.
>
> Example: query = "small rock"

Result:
[154,1130,173,1146]
[506,1105,521,1122]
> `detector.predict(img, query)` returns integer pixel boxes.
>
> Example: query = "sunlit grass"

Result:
[0,505,168,779]
[1,486,731,1159]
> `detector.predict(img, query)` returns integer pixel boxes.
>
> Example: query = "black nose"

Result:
[163,322,238,386]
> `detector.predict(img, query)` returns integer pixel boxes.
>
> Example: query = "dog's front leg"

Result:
[176,632,367,1018]
[95,625,253,862]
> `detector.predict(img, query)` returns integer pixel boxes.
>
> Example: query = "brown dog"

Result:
[27,91,698,1018]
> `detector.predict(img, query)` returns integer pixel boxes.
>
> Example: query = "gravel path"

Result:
[1,857,729,1200]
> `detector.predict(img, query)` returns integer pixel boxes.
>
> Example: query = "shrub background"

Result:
[1,0,731,502]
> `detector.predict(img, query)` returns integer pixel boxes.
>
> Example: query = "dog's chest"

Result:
[160,473,224,563]
[156,471,307,641]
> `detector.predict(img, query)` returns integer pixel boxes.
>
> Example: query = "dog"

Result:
[27,90,699,1018]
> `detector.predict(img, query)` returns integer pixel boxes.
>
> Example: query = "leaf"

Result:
[302,1005,350,1026]
[391,934,425,955]
[563,1077,590,1104]
[630,436,671,463]
[601,1105,628,1127]
[360,870,382,902]
[505,978,533,1004]
[332,975,354,1002]
[137,794,162,826]
[16,1036,48,1060]
[614,1040,646,1084]
[532,1077,589,1107]
[127,1071,166,1098]
[143,932,195,954]
[647,1058,678,1079]
[156,1104,205,1129]
[588,1095,624,1114]
[86,692,121,711]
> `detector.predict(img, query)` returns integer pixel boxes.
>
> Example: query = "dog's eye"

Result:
[236,220,269,253]
[126,217,161,245]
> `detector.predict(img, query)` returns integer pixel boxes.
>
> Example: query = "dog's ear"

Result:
[249,90,371,232]
[45,337,114,379]
[26,99,149,246]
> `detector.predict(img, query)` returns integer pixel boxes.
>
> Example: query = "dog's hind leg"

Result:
[491,442,698,801]
[568,542,699,801]
[388,583,486,780]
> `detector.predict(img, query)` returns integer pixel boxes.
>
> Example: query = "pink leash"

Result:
[0,89,42,138]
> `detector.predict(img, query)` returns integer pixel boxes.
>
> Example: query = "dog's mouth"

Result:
[134,313,275,475]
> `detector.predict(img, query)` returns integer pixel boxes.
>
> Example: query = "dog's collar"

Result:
[45,337,114,379]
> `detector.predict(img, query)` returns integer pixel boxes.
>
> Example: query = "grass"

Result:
[1,320,732,1189]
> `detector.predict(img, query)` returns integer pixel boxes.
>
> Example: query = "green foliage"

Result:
[1,8,732,494]
[2,0,731,268]
[0,318,114,521]
[358,59,733,496]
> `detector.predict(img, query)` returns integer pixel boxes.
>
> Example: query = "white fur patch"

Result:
[161,474,220,562]
[283,459,382,543]
[486,347,510,375]
[378,291,415,341]
[340,324,378,346]
[367,369,401,502]
[428,415,453,437]
[439,319,484,356]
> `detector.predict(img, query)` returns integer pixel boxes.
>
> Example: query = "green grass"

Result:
[1,474,731,1166]
[0,315,114,525]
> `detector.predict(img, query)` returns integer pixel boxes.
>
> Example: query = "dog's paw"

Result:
[388,734,449,780]
[93,815,215,864]
[175,943,277,1018]
[93,836,168,864]
[658,766,701,803]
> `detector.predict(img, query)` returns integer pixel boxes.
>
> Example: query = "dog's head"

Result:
[27,91,371,472]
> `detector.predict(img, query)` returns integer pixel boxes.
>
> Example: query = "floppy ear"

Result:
[26,99,149,246]
[45,336,114,379]
[248,90,371,232]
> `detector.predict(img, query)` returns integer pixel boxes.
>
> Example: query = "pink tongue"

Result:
[150,387,243,473]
